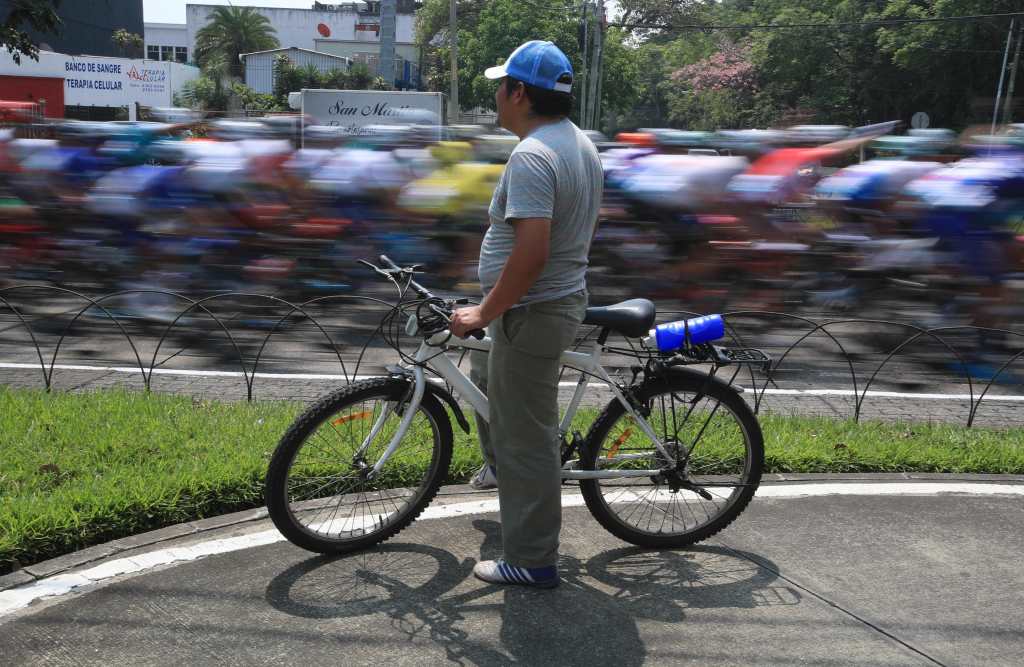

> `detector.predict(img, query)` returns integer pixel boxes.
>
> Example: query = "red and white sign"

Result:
[317,23,331,37]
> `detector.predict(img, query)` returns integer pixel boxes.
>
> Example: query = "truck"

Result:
[297,89,447,137]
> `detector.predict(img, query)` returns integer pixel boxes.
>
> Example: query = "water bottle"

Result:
[649,314,725,352]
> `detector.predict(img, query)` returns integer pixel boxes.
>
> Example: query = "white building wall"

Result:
[185,4,416,53]
[144,24,189,49]
[314,39,418,64]
[0,50,199,110]
[144,23,191,64]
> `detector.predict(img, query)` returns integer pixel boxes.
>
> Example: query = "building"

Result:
[145,2,421,88]
[241,47,352,94]
[144,24,190,64]
[0,50,200,120]
[0,0,145,58]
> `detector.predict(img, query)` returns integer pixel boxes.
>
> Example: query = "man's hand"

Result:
[450,217,550,338]
[450,305,491,338]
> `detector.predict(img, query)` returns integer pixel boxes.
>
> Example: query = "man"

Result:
[449,40,603,589]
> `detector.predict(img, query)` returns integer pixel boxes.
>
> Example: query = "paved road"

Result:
[1,479,1023,665]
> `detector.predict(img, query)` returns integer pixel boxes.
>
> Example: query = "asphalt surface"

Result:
[2,478,1023,666]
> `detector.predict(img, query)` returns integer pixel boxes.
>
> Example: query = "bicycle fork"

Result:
[363,365,427,478]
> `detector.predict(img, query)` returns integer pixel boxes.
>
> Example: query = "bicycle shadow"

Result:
[264,519,797,665]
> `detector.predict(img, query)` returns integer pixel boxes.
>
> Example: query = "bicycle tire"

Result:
[265,377,453,554]
[579,367,763,548]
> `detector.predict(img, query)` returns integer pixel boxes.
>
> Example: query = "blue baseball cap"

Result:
[484,40,574,93]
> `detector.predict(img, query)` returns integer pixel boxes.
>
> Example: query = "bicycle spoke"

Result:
[280,390,442,541]
[590,380,760,542]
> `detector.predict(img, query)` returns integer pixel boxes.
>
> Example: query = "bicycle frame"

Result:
[369,326,677,481]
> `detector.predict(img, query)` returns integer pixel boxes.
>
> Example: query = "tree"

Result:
[230,82,282,112]
[615,0,705,36]
[666,39,773,130]
[1,0,62,64]
[111,28,143,58]
[321,68,348,89]
[415,0,492,99]
[194,6,279,78]
[870,0,1023,127]
[347,62,374,90]
[270,58,385,107]
[416,0,583,115]
[272,55,306,102]
[175,75,227,110]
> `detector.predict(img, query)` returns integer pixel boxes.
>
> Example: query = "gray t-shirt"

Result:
[479,118,603,304]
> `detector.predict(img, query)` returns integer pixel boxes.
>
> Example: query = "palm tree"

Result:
[194,6,279,78]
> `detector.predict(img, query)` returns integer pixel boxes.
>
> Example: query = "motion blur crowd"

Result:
[0,113,1022,342]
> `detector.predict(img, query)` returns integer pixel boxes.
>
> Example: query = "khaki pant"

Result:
[470,290,587,568]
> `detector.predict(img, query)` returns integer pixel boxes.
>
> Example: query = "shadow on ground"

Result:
[264,519,791,666]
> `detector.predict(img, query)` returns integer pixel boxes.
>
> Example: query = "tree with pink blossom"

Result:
[666,41,772,130]
[674,42,758,95]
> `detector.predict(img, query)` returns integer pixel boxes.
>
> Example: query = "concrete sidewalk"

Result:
[1,477,1023,666]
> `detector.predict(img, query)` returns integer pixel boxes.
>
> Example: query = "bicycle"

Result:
[265,255,770,554]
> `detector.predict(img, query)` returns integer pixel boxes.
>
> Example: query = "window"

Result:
[147,45,159,60]
[161,45,173,61]
[175,47,188,64]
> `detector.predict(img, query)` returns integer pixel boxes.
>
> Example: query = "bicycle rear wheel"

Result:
[265,377,453,554]
[579,368,763,548]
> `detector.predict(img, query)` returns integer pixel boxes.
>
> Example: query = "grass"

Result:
[1,387,1023,575]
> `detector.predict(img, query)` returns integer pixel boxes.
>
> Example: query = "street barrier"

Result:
[1,286,1022,427]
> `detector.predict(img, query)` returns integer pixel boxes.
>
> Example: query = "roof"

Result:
[238,47,352,62]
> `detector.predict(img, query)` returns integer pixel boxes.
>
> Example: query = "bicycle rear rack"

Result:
[665,344,772,373]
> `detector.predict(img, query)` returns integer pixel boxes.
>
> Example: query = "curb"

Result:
[2,474,1023,592]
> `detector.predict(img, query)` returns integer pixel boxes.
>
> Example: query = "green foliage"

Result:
[321,67,349,90]
[416,0,582,115]
[458,1,583,114]
[416,0,1021,131]
[271,57,387,106]
[348,62,374,90]
[272,54,305,101]
[176,75,227,111]
[194,6,279,78]
[0,0,62,64]
[653,0,1024,130]
[111,28,143,58]
[230,82,282,112]
[2,387,1023,573]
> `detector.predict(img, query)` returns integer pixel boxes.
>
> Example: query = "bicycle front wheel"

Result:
[265,377,453,554]
[579,368,763,548]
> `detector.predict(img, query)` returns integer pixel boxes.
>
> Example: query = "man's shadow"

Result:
[265,519,794,666]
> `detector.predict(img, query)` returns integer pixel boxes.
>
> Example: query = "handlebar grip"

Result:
[468,329,485,340]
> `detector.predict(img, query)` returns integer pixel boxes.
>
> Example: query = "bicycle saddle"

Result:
[583,298,657,338]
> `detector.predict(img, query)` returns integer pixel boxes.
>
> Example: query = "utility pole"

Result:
[379,0,397,88]
[1002,20,1023,125]
[578,0,590,130]
[585,0,604,130]
[992,18,1015,134]
[591,0,606,131]
[449,0,459,123]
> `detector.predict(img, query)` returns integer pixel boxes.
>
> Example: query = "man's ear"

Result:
[511,82,526,104]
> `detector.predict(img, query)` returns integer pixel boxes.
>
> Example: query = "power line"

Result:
[610,11,1024,33]
[514,0,585,17]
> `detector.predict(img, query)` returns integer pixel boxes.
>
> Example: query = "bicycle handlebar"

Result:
[368,255,485,340]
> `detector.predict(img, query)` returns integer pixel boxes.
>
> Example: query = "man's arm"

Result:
[449,218,550,337]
